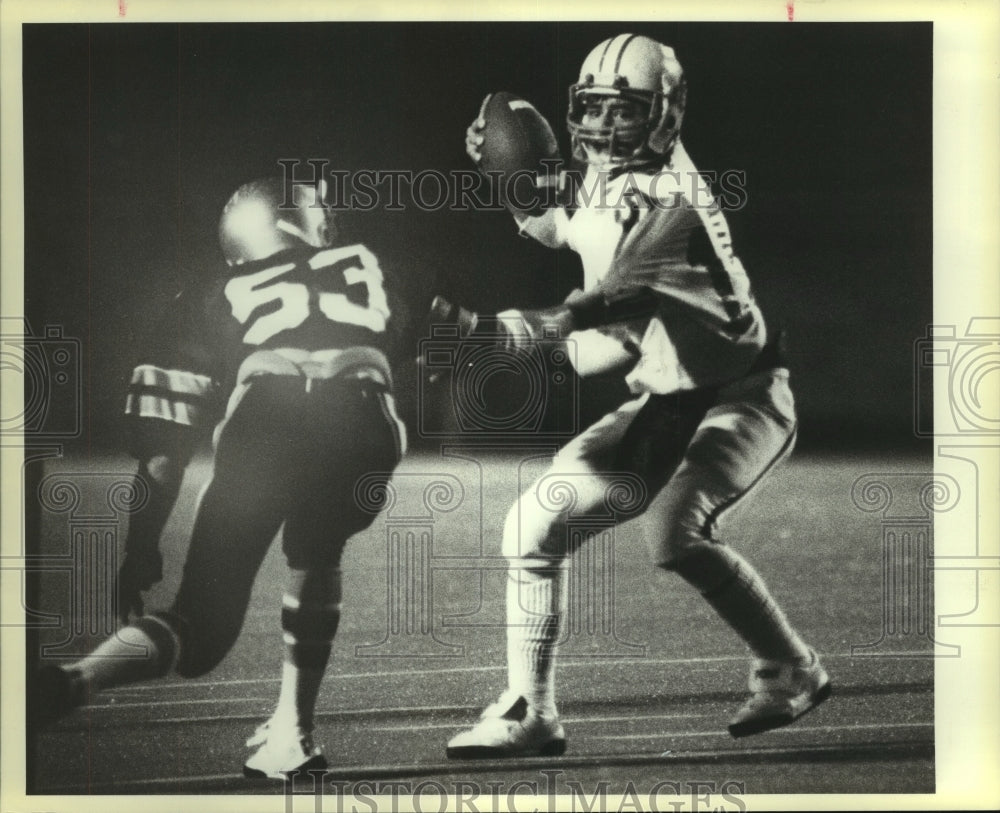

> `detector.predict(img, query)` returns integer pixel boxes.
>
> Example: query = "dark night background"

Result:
[21,22,932,451]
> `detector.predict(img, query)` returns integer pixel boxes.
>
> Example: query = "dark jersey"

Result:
[124,242,394,459]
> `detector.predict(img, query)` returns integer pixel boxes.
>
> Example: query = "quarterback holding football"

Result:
[34,176,406,780]
[441,33,831,758]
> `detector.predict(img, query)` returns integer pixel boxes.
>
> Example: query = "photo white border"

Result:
[2,1,997,811]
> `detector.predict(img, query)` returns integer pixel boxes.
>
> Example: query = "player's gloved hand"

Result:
[496,306,574,353]
[117,546,162,624]
[465,94,490,165]
[419,296,480,383]
[428,294,479,337]
[427,295,574,354]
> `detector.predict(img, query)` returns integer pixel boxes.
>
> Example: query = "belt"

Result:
[248,368,391,396]
[235,347,393,390]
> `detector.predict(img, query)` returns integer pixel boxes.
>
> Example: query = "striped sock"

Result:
[673,545,810,662]
[505,567,564,717]
[271,567,341,733]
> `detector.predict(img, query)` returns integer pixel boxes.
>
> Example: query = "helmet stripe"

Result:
[613,33,640,74]
[597,36,617,72]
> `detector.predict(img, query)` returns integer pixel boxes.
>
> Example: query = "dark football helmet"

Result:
[218,177,336,266]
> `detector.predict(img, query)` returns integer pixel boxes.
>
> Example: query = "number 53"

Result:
[225,244,390,345]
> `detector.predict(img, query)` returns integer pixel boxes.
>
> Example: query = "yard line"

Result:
[38,737,935,794]
[60,706,713,728]
[70,702,482,721]
[82,696,270,710]
[589,721,933,741]
[362,711,717,732]
[116,650,932,693]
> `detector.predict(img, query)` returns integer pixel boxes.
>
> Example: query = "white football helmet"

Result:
[567,34,686,168]
[218,177,336,266]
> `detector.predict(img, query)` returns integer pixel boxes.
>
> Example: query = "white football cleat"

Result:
[242,719,327,780]
[728,649,832,738]
[446,691,566,759]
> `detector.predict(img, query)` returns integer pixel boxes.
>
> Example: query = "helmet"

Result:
[567,34,686,168]
[218,177,336,266]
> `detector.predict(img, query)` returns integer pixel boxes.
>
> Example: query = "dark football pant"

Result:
[166,374,403,677]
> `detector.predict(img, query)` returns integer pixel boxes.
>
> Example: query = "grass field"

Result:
[28,447,938,800]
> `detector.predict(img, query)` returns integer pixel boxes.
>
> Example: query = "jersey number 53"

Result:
[224,245,390,345]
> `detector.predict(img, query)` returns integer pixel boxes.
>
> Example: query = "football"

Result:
[478,92,562,215]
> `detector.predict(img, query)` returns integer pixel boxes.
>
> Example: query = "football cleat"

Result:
[32,665,86,730]
[242,719,328,780]
[728,649,832,738]
[446,691,566,759]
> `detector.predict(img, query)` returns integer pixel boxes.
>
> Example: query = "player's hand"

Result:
[428,295,478,337]
[419,296,481,383]
[497,306,575,353]
[464,95,490,165]
[117,547,162,624]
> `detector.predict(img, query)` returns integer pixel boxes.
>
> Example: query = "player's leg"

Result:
[35,453,187,725]
[447,395,648,758]
[241,564,340,780]
[647,369,830,736]
[244,377,404,778]
[38,379,297,725]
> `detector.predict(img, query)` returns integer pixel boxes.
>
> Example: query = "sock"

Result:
[505,566,564,718]
[672,544,810,663]
[69,614,180,692]
[270,567,341,733]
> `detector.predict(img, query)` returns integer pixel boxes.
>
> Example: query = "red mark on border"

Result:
[119,0,127,17]
[787,0,794,21]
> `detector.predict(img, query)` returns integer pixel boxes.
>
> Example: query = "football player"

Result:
[34,176,407,779]
[442,33,830,758]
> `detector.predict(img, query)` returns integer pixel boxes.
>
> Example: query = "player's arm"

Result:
[465,98,568,249]
[117,453,185,623]
[429,282,659,352]
[117,290,219,623]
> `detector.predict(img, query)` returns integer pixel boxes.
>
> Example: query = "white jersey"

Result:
[519,141,767,395]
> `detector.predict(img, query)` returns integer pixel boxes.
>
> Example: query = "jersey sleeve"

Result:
[123,287,222,462]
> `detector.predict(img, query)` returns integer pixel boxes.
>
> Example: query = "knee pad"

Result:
[168,606,244,679]
[650,508,715,571]
[501,499,566,572]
